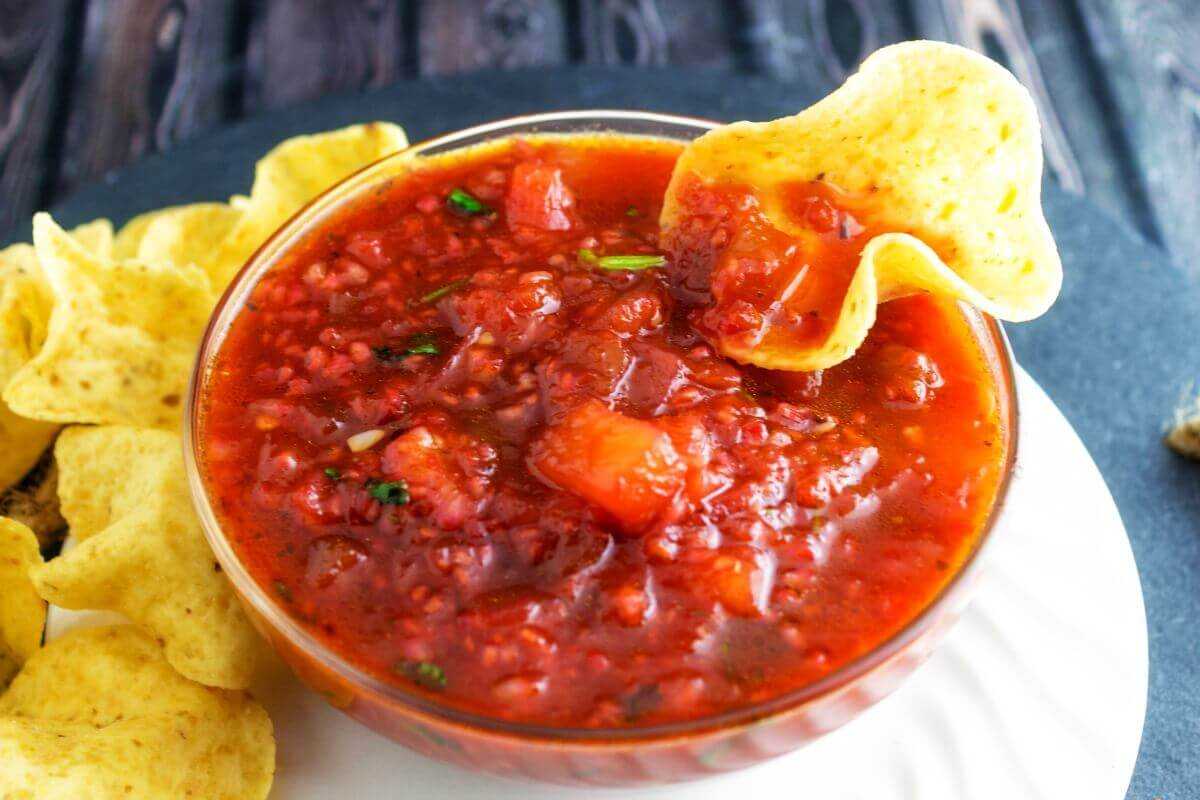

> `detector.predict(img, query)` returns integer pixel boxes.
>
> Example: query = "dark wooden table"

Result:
[3,0,1199,273]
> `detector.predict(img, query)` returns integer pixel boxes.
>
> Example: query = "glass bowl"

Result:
[185,111,1019,786]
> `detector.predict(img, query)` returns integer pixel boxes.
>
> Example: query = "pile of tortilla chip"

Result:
[0,122,407,797]
[661,40,1062,371]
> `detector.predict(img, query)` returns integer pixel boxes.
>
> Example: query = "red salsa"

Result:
[199,135,1008,728]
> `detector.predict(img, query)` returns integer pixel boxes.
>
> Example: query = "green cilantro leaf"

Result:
[418,279,469,304]
[396,660,447,690]
[446,188,491,216]
[368,480,410,506]
[577,248,665,271]
[373,332,441,363]
[404,332,440,356]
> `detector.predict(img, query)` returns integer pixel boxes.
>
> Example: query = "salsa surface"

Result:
[200,134,1008,728]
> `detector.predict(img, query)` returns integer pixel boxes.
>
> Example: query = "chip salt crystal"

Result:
[661,40,1062,371]
[347,427,387,452]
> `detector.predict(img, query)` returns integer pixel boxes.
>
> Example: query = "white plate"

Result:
[46,368,1147,799]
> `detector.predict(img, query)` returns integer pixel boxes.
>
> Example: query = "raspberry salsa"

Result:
[198,133,1010,729]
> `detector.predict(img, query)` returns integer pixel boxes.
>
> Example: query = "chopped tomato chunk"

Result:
[442,268,562,352]
[381,421,497,530]
[530,400,685,532]
[506,162,576,231]
[707,548,774,617]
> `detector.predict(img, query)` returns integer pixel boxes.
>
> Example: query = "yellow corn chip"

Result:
[112,208,161,259]
[64,218,114,259]
[0,246,59,490]
[0,220,114,489]
[209,121,408,288]
[3,214,215,428]
[115,202,242,274]
[0,625,273,799]
[33,425,261,689]
[662,41,1061,370]
[0,519,43,688]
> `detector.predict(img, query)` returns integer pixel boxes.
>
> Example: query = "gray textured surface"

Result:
[31,67,1199,797]
[9,0,1200,273]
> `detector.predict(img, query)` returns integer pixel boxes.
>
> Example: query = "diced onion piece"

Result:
[346,428,386,452]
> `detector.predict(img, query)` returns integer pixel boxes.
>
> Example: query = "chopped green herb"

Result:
[418,278,469,304]
[373,333,441,362]
[577,248,665,271]
[272,580,292,602]
[595,254,667,271]
[323,467,341,480]
[368,480,410,505]
[625,206,640,217]
[404,332,440,356]
[396,660,447,690]
[446,188,491,216]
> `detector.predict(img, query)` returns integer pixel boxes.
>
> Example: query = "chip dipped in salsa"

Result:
[197,132,1011,730]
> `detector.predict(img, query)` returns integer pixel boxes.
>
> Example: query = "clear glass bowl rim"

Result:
[184,109,1021,745]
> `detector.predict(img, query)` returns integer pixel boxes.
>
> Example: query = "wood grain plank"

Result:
[0,0,69,239]
[579,0,736,67]
[244,0,405,112]
[741,0,907,87]
[56,0,235,195]
[908,0,1085,196]
[1076,0,1200,270]
[1012,0,1156,236]
[416,0,566,75]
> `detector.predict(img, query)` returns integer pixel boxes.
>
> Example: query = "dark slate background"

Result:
[35,69,1200,797]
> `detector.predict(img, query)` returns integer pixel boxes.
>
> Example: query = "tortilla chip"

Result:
[33,425,261,689]
[0,625,273,799]
[0,519,44,688]
[1167,419,1200,458]
[1166,391,1200,461]
[112,208,162,259]
[0,220,114,490]
[115,203,242,273]
[0,247,59,490]
[3,214,215,428]
[65,218,115,260]
[209,121,408,288]
[662,40,1061,370]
